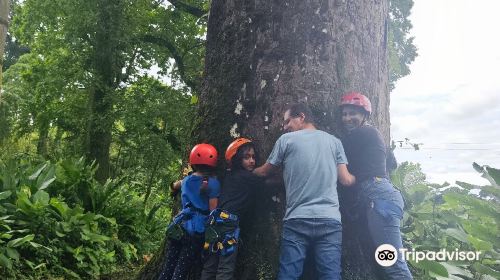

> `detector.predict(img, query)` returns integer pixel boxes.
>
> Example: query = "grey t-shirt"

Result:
[267,129,348,221]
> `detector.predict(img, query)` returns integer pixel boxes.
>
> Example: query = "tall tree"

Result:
[388,0,417,90]
[86,0,130,181]
[144,0,391,279]
[195,1,390,278]
[0,0,11,97]
[196,0,391,145]
[3,0,134,176]
[3,0,207,181]
[0,0,11,142]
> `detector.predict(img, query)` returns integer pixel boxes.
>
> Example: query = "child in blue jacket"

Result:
[158,144,221,280]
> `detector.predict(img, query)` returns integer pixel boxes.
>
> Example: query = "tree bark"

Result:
[0,0,11,99]
[37,118,50,157]
[0,0,11,143]
[144,0,390,279]
[86,0,125,182]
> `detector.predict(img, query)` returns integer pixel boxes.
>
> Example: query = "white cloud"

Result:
[443,85,500,120]
[390,0,500,185]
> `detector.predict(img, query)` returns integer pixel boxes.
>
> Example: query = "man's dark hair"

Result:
[230,142,258,171]
[286,103,315,124]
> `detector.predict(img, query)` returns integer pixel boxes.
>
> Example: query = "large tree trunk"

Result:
[37,118,50,157]
[86,0,124,182]
[196,0,390,147]
[144,0,390,279]
[0,0,11,98]
[0,0,11,143]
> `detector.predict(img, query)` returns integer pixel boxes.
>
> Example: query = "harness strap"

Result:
[185,202,210,215]
[199,175,210,196]
[204,209,240,255]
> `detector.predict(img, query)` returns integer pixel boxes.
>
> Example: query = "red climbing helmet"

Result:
[189,144,218,167]
[340,92,372,115]
[225,138,252,163]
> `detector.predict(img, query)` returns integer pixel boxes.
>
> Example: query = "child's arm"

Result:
[209,198,218,211]
[170,180,182,196]
[253,162,278,177]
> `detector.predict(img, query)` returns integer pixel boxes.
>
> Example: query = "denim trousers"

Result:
[278,218,342,280]
[359,177,413,280]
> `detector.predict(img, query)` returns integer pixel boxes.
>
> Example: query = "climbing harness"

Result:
[204,208,240,256]
[166,175,213,240]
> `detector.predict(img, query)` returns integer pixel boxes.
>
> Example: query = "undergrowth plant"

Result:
[392,162,499,280]
[0,157,169,279]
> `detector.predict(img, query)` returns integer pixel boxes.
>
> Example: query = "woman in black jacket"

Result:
[339,92,412,280]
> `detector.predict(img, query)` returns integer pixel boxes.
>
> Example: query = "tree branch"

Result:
[120,48,139,83]
[167,0,206,18]
[141,35,197,90]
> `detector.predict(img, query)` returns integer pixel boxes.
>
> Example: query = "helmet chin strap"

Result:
[362,115,368,126]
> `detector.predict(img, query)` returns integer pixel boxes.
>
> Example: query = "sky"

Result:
[390,0,500,186]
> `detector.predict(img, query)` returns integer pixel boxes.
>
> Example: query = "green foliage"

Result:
[1,0,206,179]
[0,157,169,278]
[388,0,418,90]
[141,0,208,91]
[1,1,205,277]
[473,162,500,187]
[392,162,500,280]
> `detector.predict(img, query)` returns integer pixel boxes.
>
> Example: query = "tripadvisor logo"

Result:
[375,244,398,266]
[375,244,482,266]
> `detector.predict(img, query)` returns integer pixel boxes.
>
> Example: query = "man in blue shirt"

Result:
[254,103,355,280]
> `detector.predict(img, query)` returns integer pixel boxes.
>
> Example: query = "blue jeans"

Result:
[359,177,413,280]
[278,218,342,280]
